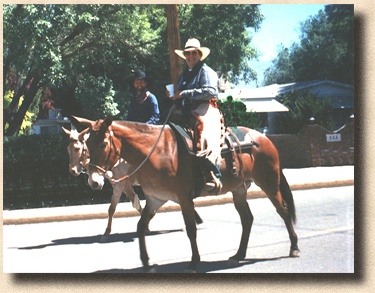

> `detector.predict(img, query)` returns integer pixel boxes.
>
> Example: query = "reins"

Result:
[88,104,176,184]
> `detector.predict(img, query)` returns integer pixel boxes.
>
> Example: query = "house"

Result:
[275,80,354,129]
[30,109,71,135]
[219,80,354,133]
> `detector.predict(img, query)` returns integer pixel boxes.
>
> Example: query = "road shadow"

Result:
[93,256,288,273]
[13,229,183,250]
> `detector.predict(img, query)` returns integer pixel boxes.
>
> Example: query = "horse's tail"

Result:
[280,170,297,224]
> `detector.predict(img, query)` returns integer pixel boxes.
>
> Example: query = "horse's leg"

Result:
[194,209,203,225]
[279,171,300,257]
[229,183,253,267]
[261,171,300,258]
[127,190,142,214]
[137,196,166,272]
[180,198,200,273]
[123,182,143,215]
[100,182,123,242]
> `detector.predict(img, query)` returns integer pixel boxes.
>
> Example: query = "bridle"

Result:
[86,130,121,180]
[86,104,176,184]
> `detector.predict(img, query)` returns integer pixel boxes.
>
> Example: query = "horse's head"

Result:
[73,116,121,190]
[62,127,90,176]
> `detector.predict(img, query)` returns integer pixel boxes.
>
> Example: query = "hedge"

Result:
[3,133,123,210]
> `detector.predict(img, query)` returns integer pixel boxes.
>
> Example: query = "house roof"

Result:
[276,80,354,95]
[220,80,354,110]
[242,98,289,113]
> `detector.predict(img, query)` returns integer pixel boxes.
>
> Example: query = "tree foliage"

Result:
[218,96,260,129]
[178,5,263,85]
[3,4,263,136]
[263,5,354,86]
[274,91,334,133]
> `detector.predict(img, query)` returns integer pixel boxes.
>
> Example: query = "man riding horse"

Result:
[167,38,225,194]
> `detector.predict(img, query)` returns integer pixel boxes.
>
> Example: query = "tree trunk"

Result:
[3,72,33,132]
[166,4,182,88]
[5,76,41,136]
[3,60,10,96]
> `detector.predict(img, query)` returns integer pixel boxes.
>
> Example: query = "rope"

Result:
[107,104,176,184]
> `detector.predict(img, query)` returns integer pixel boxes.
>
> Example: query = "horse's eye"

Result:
[101,143,106,149]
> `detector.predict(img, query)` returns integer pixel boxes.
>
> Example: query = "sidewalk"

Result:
[3,165,354,225]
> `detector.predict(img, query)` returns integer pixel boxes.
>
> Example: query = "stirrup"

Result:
[204,171,222,193]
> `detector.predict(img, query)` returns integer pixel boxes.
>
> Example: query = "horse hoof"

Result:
[289,249,301,257]
[144,264,158,273]
[196,223,206,230]
[99,235,109,243]
[227,258,240,268]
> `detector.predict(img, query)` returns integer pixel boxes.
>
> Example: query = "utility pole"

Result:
[166,4,182,88]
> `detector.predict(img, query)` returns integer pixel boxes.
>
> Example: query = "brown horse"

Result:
[62,127,203,242]
[74,116,300,272]
[62,127,143,242]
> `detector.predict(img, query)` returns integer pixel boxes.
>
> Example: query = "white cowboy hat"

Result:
[175,38,210,61]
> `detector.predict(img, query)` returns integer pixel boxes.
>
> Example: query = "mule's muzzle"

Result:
[69,166,81,177]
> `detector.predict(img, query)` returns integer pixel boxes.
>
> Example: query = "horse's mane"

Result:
[112,120,167,135]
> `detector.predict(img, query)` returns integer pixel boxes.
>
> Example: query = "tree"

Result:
[178,5,263,85]
[263,44,296,85]
[3,4,263,136]
[274,91,334,133]
[218,96,260,129]
[3,4,165,134]
[263,4,354,85]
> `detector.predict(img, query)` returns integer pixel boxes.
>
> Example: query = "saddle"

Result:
[168,122,259,178]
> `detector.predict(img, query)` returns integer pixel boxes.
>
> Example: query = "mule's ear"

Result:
[61,127,70,136]
[78,128,90,142]
[103,116,113,128]
[71,116,94,129]
[83,131,90,142]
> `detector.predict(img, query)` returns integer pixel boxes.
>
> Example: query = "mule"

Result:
[62,127,142,241]
[62,127,203,242]
[74,116,300,272]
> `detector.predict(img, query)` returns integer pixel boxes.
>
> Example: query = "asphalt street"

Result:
[3,186,354,273]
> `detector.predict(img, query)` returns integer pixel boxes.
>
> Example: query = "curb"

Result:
[3,179,354,225]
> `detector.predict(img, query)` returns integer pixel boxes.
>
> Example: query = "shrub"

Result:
[218,95,260,129]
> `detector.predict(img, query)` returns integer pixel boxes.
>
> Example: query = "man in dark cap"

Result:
[127,70,160,124]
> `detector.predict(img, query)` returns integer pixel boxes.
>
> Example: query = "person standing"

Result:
[128,70,160,125]
[168,38,224,193]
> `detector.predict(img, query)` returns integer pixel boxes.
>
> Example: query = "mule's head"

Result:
[62,127,90,176]
[75,116,120,190]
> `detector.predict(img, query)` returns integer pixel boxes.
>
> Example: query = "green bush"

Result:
[218,95,260,129]
[3,132,68,163]
[3,133,115,210]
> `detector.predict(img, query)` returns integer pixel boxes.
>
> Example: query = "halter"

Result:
[86,105,176,185]
[87,130,121,178]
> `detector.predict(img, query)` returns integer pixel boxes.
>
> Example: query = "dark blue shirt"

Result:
[177,62,218,101]
[127,93,160,125]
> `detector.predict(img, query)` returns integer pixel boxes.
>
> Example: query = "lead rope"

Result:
[108,104,176,184]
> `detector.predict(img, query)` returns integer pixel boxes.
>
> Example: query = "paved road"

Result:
[3,186,354,273]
